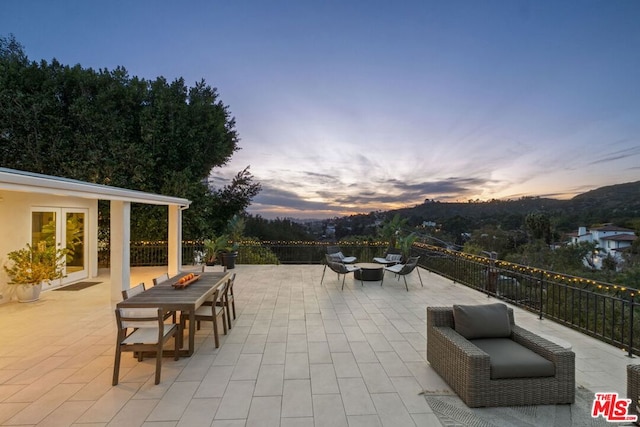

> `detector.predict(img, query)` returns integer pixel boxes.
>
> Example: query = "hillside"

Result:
[336,180,640,239]
[394,197,567,220]
[570,181,640,213]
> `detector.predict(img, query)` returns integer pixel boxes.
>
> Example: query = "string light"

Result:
[413,241,639,299]
[126,239,640,299]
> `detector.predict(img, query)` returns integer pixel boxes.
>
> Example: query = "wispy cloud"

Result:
[588,145,640,166]
[24,0,627,219]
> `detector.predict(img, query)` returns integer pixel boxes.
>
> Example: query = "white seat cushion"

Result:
[384,263,404,274]
[194,305,225,317]
[122,324,177,345]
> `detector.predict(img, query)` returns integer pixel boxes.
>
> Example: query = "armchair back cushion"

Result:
[453,303,511,339]
[386,254,402,262]
[470,338,555,379]
[329,252,345,262]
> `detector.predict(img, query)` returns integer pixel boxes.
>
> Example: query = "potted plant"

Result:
[4,242,66,302]
[203,234,229,266]
[220,215,245,269]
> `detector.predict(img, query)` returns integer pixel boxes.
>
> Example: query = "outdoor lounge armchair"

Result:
[321,254,363,290]
[373,248,403,265]
[426,303,575,407]
[381,256,423,290]
[326,245,357,264]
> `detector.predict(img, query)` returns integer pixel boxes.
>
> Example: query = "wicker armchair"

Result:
[426,306,575,407]
[628,364,640,419]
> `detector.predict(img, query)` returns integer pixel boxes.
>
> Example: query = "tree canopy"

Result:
[0,34,260,240]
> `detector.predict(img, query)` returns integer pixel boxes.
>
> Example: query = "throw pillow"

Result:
[453,303,511,339]
[329,253,343,262]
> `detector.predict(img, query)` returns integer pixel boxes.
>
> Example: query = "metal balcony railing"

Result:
[411,242,640,357]
[99,240,640,356]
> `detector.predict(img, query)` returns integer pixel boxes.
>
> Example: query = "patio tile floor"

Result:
[0,264,633,426]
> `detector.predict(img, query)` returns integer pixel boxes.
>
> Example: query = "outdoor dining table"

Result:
[116,271,231,357]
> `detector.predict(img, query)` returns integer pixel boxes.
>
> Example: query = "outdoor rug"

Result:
[54,281,102,291]
[422,386,612,427]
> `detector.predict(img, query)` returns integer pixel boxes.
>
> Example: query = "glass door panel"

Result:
[64,211,85,276]
[31,211,58,249]
[31,208,88,288]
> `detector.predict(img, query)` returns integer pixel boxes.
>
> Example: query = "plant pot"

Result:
[15,283,42,303]
[221,252,238,269]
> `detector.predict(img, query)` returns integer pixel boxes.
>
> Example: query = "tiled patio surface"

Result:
[0,264,633,426]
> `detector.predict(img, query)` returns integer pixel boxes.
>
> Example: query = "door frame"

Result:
[30,206,89,288]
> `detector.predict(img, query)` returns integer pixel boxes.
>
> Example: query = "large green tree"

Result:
[0,34,260,240]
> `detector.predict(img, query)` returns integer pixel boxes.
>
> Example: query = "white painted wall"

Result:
[0,190,98,302]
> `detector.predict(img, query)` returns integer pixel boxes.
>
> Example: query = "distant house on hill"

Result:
[568,224,637,270]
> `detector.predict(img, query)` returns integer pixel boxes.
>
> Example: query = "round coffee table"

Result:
[354,263,384,281]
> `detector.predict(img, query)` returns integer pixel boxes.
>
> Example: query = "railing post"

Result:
[487,259,497,297]
[539,271,545,320]
[629,293,635,358]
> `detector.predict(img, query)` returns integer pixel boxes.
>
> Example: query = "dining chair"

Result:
[216,273,236,329]
[227,273,237,321]
[112,307,181,385]
[152,273,170,286]
[151,273,177,322]
[181,287,227,348]
[121,282,146,300]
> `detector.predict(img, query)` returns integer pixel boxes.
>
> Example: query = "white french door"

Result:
[31,207,88,288]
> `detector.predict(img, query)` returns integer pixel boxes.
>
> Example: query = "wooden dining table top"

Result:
[116,271,231,357]
[116,271,231,311]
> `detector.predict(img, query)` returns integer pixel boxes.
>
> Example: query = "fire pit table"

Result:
[353,263,384,281]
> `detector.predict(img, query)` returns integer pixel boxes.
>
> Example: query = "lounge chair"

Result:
[326,245,357,263]
[321,254,363,290]
[373,249,403,265]
[381,256,423,290]
[426,303,575,407]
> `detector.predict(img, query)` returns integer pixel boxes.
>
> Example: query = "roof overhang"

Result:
[0,167,191,207]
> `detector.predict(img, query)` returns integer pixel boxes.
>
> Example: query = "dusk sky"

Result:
[2,1,639,219]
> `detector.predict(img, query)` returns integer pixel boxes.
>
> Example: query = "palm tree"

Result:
[379,214,408,251]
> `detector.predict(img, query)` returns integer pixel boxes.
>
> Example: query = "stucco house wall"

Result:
[0,167,190,304]
[0,190,98,301]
